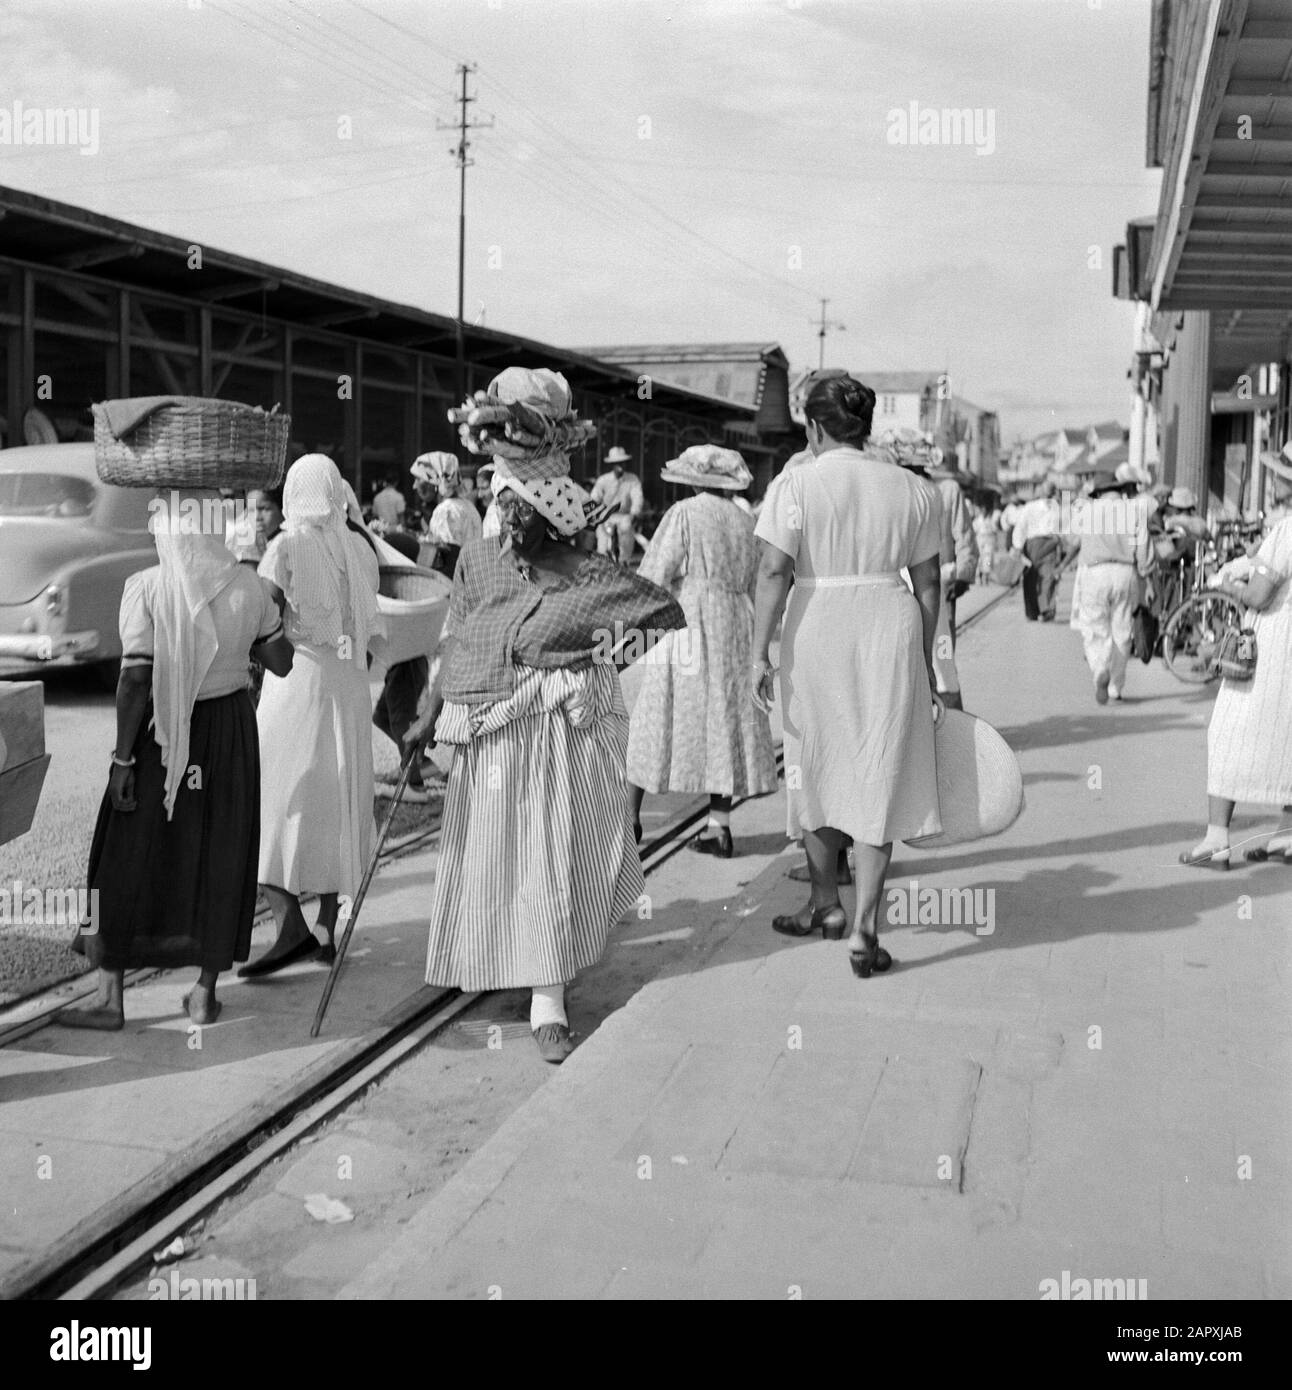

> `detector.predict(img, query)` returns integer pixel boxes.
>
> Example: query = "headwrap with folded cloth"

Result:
[411,451,461,494]
[492,469,591,538]
[146,488,243,819]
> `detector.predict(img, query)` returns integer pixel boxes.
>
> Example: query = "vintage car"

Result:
[0,441,452,684]
[0,443,156,684]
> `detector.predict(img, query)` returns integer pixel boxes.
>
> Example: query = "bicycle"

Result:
[1159,526,1257,684]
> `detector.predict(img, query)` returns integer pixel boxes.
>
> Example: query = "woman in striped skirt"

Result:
[404,369,684,1061]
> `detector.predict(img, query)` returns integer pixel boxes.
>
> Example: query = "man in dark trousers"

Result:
[1011,481,1065,620]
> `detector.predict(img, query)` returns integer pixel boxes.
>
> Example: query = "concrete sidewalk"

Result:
[340,574,1292,1300]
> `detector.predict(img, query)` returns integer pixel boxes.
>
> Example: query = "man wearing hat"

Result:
[591,445,644,564]
[1068,470,1154,704]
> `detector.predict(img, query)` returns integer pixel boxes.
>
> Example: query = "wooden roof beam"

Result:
[53,243,146,272]
[197,277,280,303]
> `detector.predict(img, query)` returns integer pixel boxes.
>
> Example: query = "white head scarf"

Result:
[266,455,380,658]
[148,488,242,820]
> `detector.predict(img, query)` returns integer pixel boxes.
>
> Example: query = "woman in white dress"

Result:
[1180,516,1292,869]
[240,454,382,976]
[753,376,944,978]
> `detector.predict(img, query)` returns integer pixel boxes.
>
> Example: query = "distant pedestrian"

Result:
[972,499,999,584]
[475,462,502,537]
[240,454,381,978]
[753,375,944,980]
[627,445,778,857]
[591,446,644,563]
[62,489,293,1028]
[881,428,969,712]
[371,477,406,530]
[1180,516,1292,870]
[1012,482,1064,620]
[1067,471,1153,704]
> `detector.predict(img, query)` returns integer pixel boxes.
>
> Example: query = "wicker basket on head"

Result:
[92,398,291,490]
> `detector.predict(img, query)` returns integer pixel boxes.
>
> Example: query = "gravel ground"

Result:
[0,671,447,1007]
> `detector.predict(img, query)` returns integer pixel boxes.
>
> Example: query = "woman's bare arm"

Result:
[909,553,942,683]
[753,540,793,664]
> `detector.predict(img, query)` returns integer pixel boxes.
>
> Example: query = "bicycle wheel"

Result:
[1162,590,1244,685]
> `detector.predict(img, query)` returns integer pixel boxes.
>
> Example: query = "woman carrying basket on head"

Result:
[62,488,294,1028]
[402,368,685,1063]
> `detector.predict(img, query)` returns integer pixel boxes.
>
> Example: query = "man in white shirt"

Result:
[371,478,406,529]
[591,446,644,563]
[1012,482,1065,621]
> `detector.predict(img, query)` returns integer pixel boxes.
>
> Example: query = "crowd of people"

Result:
[57,366,1292,1064]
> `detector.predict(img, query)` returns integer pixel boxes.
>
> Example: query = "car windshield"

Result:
[0,472,96,518]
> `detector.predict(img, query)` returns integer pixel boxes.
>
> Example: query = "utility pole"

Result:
[812,297,845,370]
[437,63,493,402]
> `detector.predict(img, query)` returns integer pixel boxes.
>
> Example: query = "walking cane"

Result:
[310,752,414,1038]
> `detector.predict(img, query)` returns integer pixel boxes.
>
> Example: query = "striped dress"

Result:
[1207,518,1292,805]
[424,662,644,990]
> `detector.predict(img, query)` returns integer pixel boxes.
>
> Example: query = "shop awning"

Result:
[1146,0,1292,354]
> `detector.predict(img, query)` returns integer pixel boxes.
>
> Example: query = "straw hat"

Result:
[660,444,752,492]
[605,445,632,466]
[904,709,1024,849]
[1168,486,1197,510]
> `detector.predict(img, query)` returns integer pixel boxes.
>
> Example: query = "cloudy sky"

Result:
[0,0,1161,441]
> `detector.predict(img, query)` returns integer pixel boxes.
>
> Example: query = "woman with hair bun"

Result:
[752,374,944,979]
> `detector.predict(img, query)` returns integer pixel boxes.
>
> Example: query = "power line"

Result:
[436,62,493,397]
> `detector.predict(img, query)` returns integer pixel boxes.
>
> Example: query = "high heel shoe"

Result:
[849,935,893,978]
[773,904,848,939]
[690,826,733,858]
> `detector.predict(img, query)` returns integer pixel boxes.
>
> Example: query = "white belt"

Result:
[796,572,903,589]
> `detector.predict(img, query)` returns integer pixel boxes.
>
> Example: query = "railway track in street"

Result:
[2,575,1021,1301]
[3,752,784,1301]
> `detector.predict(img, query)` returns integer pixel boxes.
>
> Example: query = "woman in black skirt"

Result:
[60,487,294,1029]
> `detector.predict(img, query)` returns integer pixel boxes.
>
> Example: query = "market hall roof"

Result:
[0,183,749,422]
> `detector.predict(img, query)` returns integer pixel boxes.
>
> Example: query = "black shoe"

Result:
[237,934,321,979]
[773,904,848,939]
[849,936,893,977]
[690,827,732,858]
